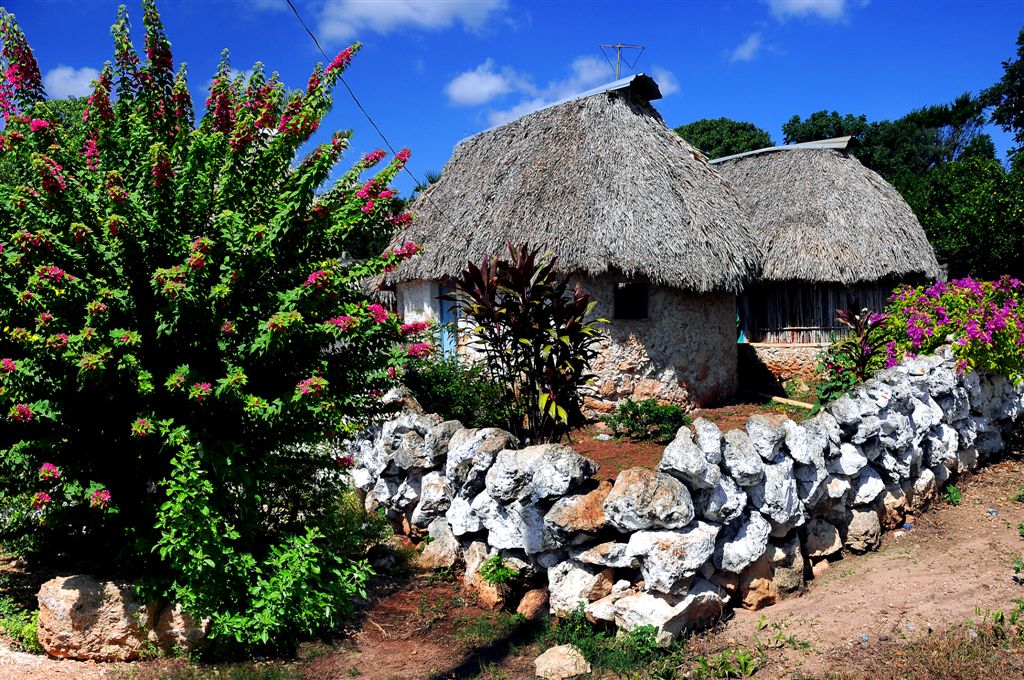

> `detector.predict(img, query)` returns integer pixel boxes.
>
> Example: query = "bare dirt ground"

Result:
[3,457,1023,680]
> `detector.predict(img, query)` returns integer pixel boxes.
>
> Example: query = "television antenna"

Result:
[599,43,645,79]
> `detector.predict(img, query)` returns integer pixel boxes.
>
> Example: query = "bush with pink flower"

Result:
[882,276,1024,382]
[0,0,418,649]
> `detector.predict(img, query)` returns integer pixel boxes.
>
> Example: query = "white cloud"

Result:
[728,33,764,62]
[765,0,850,21]
[318,0,506,42]
[650,67,680,95]
[485,56,610,126]
[43,65,100,99]
[474,56,680,127]
[445,59,530,106]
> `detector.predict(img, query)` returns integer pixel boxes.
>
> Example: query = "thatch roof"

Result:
[386,75,758,293]
[713,145,940,284]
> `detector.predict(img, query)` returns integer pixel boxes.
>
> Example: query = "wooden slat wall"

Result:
[741,281,893,344]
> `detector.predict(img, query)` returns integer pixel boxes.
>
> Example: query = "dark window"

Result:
[613,282,648,320]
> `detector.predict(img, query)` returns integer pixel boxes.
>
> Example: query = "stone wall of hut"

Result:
[582,276,738,412]
[395,276,739,411]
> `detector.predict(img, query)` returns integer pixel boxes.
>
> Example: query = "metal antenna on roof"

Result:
[599,43,645,79]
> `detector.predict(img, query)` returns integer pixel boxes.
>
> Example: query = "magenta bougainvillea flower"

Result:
[31,492,51,510]
[38,462,60,481]
[89,489,111,509]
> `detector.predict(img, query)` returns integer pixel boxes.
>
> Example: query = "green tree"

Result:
[673,118,773,159]
[781,110,870,144]
[917,156,1023,278]
[982,27,1024,155]
[1,1,419,649]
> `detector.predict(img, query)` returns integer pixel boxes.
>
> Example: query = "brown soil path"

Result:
[695,457,1024,679]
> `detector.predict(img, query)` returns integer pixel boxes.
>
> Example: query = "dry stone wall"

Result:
[350,347,1023,644]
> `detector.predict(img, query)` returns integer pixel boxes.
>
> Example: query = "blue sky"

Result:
[9,0,1024,193]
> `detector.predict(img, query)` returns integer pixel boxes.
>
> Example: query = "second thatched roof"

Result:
[713,143,940,284]
[386,75,758,293]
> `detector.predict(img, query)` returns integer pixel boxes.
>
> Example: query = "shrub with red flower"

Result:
[0,0,421,649]
[38,462,60,481]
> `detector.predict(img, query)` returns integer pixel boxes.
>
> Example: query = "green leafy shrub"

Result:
[447,244,606,443]
[944,484,963,506]
[0,1,419,650]
[404,354,513,428]
[603,398,691,444]
[0,596,41,653]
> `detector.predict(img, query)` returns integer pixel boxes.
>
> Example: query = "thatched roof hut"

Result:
[387,74,758,293]
[712,140,940,358]
[712,141,940,285]
[388,74,758,409]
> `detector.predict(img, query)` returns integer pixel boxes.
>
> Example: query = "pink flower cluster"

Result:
[89,489,111,509]
[190,382,212,402]
[10,404,33,422]
[325,316,356,331]
[36,311,54,328]
[326,47,354,75]
[396,148,411,163]
[29,118,50,132]
[296,375,328,396]
[394,241,421,257]
[304,269,331,289]
[46,333,69,350]
[405,342,432,358]
[38,265,73,283]
[39,463,60,481]
[131,418,153,437]
[363,149,386,166]
[37,156,66,193]
[400,321,431,336]
[1,358,15,373]
[367,304,390,323]
[32,492,51,510]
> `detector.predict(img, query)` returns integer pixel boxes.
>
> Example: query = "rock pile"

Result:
[349,348,1023,643]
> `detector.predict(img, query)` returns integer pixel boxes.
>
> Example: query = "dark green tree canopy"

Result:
[781,110,869,144]
[674,117,773,159]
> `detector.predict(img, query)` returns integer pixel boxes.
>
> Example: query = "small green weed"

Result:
[456,612,527,645]
[542,605,687,674]
[690,647,764,679]
[603,398,692,444]
[1017,522,1024,540]
[1013,484,1024,503]
[943,484,962,506]
[478,556,519,587]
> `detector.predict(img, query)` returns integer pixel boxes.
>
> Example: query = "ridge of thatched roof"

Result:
[386,74,759,293]
[714,146,940,285]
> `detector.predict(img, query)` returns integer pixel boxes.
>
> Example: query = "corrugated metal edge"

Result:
[708,136,853,165]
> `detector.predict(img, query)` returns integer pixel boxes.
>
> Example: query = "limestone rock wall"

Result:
[350,347,1023,643]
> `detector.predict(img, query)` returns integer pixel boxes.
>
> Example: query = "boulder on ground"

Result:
[548,561,613,615]
[767,534,805,597]
[517,588,550,621]
[417,518,461,569]
[738,555,779,610]
[721,430,764,486]
[613,579,728,645]
[692,418,723,464]
[694,475,747,524]
[37,575,157,661]
[544,481,611,540]
[535,644,591,679]
[746,415,787,461]
[845,508,882,553]
[445,428,515,496]
[802,518,842,559]
[154,604,209,654]
[603,469,694,532]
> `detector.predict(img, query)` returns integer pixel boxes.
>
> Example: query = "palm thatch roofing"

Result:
[386,74,758,293]
[712,142,940,285]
